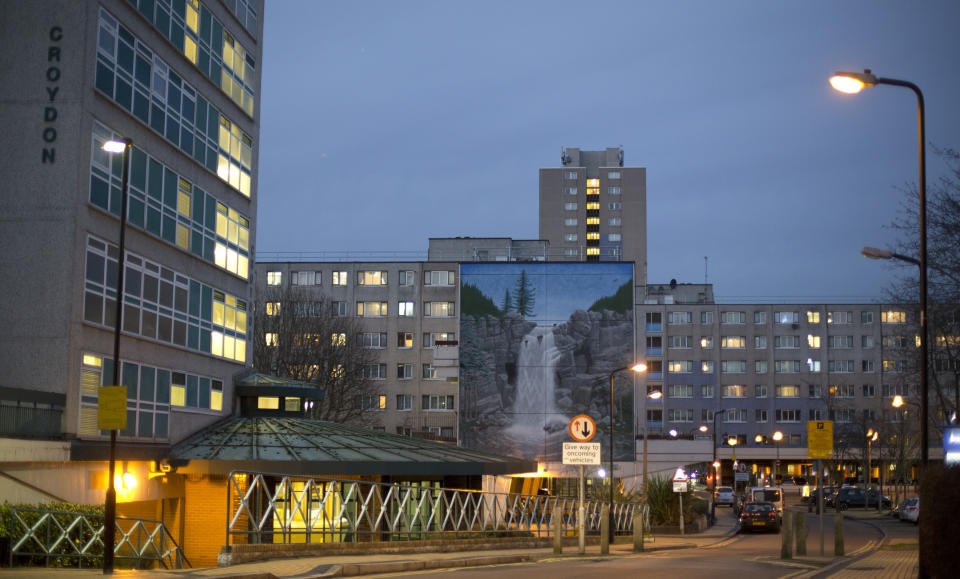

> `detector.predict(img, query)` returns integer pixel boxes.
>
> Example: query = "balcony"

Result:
[0,405,63,438]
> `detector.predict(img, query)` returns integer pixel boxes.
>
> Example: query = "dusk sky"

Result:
[256,0,960,304]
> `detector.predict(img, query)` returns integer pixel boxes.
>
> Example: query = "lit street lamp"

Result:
[772,431,783,483]
[607,363,647,541]
[831,69,928,467]
[101,137,132,574]
[866,429,879,510]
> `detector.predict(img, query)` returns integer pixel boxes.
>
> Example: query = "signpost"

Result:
[565,416,600,555]
[673,467,688,535]
[808,420,834,556]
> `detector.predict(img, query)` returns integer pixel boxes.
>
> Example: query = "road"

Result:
[365,505,889,579]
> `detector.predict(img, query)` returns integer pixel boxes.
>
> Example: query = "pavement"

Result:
[0,504,917,579]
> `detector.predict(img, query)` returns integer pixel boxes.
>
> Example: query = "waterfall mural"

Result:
[459,262,636,462]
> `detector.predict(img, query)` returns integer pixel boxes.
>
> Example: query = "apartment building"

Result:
[539,147,647,276]
[636,287,935,480]
[0,0,263,504]
[254,261,461,440]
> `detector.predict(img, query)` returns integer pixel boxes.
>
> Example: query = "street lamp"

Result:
[607,362,647,540]
[866,428,879,510]
[831,69,928,466]
[701,411,727,491]
[772,431,783,483]
[101,137,132,574]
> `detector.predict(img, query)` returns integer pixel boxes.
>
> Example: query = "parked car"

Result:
[715,486,735,507]
[808,485,836,506]
[738,501,781,533]
[899,497,919,524]
[834,487,892,510]
[748,486,783,518]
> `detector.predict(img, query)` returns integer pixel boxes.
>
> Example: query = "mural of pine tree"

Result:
[513,269,536,318]
[500,289,513,313]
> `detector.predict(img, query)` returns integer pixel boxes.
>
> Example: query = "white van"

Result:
[749,486,784,518]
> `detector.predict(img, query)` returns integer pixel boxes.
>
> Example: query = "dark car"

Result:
[808,486,836,505]
[834,487,892,510]
[738,501,780,533]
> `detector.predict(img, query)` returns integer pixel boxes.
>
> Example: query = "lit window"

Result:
[266,271,282,286]
[586,247,599,255]
[807,311,820,323]
[258,396,279,410]
[586,202,600,210]
[331,333,346,346]
[331,271,348,286]
[882,310,907,323]
[265,332,278,346]
[357,301,388,316]
[587,217,600,225]
[586,232,600,240]
[265,302,280,316]
[398,301,416,316]
[807,335,821,348]
[358,270,388,285]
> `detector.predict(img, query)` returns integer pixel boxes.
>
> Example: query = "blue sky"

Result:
[461,262,632,323]
[257,0,960,303]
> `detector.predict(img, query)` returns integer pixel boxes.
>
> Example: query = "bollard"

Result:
[632,512,644,552]
[553,513,562,554]
[600,505,610,555]
[780,510,794,560]
[834,513,844,556]
[795,510,807,556]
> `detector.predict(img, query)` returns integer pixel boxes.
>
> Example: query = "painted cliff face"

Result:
[458,263,636,462]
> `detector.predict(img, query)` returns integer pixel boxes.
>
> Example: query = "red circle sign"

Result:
[569,414,597,442]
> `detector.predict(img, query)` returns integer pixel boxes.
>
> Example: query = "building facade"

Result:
[635,285,935,485]
[539,147,647,276]
[253,261,461,440]
[0,0,262,516]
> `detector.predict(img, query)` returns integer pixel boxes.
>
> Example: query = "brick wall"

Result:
[184,474,227,567]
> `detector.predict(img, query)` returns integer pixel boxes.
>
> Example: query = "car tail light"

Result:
[768,512,777,518]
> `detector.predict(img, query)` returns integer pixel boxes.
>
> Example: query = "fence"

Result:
[226,471,648,545]
[8,508,189,569]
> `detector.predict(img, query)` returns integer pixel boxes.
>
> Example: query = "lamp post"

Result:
[866,428,879,510]
[772,430,783,483]
[702,410,725,491]
[607,363,647,541]
[101,137,132,574]
[831,69,928,467]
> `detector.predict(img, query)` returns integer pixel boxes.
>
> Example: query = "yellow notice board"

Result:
[807,420,834,459]
[98,386,127,430]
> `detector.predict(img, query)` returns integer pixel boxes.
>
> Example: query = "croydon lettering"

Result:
[42,26,62,164]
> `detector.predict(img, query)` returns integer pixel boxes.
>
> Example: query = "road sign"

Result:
[807,420,834,459]
[98,385,127,430]
[672,467,688,482]
[562,442,601,465]
[673,481,688,493]
[735,472,750,482]
[569,414,597,442]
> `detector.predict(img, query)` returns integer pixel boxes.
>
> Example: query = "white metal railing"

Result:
[8,509,189,569]
[226,471,648,545]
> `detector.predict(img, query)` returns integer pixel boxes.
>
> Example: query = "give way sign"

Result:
[569,414,596,442]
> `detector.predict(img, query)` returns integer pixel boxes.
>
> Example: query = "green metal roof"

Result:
[167,417,537,476]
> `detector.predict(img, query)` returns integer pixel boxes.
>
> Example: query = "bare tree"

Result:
[884,147,960,440]
[252,286,379,424]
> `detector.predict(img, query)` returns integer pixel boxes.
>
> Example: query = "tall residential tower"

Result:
[539,147,647,283]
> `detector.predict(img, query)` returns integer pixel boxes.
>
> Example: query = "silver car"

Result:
[715,486,735,507]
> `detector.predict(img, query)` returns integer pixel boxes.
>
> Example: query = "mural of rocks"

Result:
[458,263,635,462]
